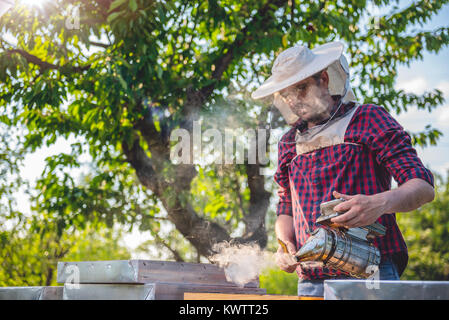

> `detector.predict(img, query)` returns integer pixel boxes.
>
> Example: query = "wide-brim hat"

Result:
[252,41,347,99]
[252,41,357,125]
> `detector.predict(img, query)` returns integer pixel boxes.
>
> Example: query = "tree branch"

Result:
[239,118,272,247]
[176,0,288,142]
[203,0,288,93]
[185,0,288,113]
[122,136,161,195]
[7,49,90,74]
[122,125,229,256]
[234,177,248,218]
[238,162,270,247]
[161,199,231,257]
[124,2,288,255]
[8,49,58,71]
[88,41,109,49]
[134,102,171,161]
[154,233,185,262]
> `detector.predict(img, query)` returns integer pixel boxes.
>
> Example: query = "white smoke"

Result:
[209,242,276,287]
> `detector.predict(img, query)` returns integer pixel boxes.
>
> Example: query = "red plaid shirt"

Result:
[275,101,434,280]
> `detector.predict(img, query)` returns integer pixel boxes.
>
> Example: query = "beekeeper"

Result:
[251,41,435,297]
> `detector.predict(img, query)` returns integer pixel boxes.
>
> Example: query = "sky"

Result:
[5,1,449,256]
[393,3,449,179]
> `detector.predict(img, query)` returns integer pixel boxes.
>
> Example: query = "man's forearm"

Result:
[332,178,435,228]
[380,178,434,213]
[275,214,296,244]
[275,214,301,272]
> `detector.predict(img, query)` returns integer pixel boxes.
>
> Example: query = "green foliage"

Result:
[0,124,27,221]
[0,215,130,286]
[398,172,449,280]
[191,166,247,231]
[31,159,162,234]
[0,122,131,286]
[0,0,448,260]
[259,267,298,295]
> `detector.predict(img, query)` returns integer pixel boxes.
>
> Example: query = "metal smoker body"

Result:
[294,199,386,278]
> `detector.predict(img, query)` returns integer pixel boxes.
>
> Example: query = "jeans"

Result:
[297,258,400,297]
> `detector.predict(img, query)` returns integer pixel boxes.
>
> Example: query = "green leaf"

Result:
[156,65,163,79]
[109,0,127,12]
[129,0,138,12]
[107,12,122,23]
[2,0,449,278]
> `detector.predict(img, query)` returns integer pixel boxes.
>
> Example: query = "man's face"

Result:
[277,73,331,124]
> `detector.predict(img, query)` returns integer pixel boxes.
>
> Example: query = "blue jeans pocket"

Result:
[378,259,400,280]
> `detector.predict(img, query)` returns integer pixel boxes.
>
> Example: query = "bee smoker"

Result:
[292,199,386,278]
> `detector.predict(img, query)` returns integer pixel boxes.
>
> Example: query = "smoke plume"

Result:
[209,241,276,287]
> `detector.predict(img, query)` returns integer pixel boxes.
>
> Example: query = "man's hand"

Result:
[275,215,300,273]
[330,178,435,228]
[330,191,387,228]
[275,240,301,273]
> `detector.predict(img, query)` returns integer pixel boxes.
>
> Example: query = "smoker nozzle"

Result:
[293,227,381,279]
[293,229,327,262]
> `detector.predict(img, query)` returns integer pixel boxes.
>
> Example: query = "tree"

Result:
[0,121,130,287]
[0,215,131,287]
[1,0,448,260]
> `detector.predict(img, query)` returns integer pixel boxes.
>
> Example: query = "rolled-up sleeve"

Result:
[276,183,293,217]
[274,130,297,217]
[361,104,434,187]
